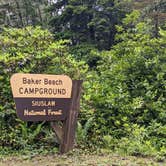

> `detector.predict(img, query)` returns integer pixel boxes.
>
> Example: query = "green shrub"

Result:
[0,26,88,150]
[81,13,166,157]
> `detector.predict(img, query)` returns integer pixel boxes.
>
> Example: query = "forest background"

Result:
[0,0,166,163]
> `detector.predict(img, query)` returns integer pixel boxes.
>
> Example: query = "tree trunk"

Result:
[14,0,24,27]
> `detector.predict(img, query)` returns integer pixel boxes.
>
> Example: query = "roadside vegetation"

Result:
[0,0,166,165]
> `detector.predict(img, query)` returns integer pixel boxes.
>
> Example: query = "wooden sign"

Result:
[10,73,83,154]
[10,73,72,121]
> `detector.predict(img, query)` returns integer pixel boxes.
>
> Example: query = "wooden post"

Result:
[51,80,83,153]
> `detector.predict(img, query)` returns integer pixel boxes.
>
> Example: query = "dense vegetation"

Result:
[0,0,166,162]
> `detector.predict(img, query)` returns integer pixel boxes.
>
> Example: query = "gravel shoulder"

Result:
[0,153,165,166]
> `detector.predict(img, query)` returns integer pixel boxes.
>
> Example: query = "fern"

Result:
[76,117,93,143]
[18,121,45,144]
[19,122,28,140]
[30,121,45,142]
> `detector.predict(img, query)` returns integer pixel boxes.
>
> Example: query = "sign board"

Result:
[10,73,72,121]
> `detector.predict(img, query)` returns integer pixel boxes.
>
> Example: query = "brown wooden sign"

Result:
[10,73,72,121]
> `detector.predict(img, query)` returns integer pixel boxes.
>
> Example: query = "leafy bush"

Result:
[80,13,166,157]
[0,26,88,150]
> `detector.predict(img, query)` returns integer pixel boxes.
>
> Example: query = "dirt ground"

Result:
[0,153,165,166]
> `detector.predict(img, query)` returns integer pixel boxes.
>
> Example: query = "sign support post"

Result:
[51,80,83,153]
